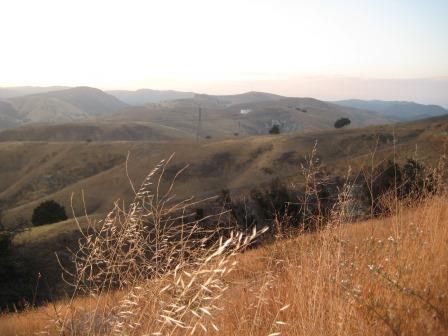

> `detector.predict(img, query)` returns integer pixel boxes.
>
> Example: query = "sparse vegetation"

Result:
[1,155,447,335]
[0,108,447,335]
[361,158,437,216]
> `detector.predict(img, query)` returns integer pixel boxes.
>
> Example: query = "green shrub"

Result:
[334,117,351,128]
[31,200,67,226]
[269,124,280,134]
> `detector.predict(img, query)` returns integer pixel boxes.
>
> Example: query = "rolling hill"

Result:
[0,101,21,130]
[334,99,447,121]
[0,115,446,315]
[1,114,447,228]
[0,87,127,129]
[105,92,389,138]
[2,88,446,139]
[0,91,390,140]
[107,88,195,105]
[0,121,195,142]
[0,86,68,99]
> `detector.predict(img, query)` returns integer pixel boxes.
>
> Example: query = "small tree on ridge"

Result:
[334,117,351,129]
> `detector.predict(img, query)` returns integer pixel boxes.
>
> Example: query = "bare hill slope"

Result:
[107,88,195,105]
[334,99,447,121]
[0,87,128,128]
[1,115,446,227]
[106,93,389,137]
[0,121,194,142]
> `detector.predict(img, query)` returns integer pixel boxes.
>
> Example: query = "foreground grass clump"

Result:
[219,196,448,335]
[1,195,447,335]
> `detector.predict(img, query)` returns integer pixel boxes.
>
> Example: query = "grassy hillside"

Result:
[35,87,127,116]
[335,99,447,121]
[0,86,68,99]
[1,115,447,228]
[0,87,127,128]
[107,88,195,105]
[0,90,389,138]
[106,93,389,138]
[1,193,447,335]
[0,121,195,142]
[0,115,446,330]
[0,101,21,130]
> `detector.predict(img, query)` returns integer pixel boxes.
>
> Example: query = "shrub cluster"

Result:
[361,159,437,215]
[220,157,441,238]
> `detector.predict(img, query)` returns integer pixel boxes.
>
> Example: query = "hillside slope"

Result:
[1,194,447,335]
[0,101,21,130]
[0,87,127,128]
[334,99,447,121]
[0,121,195,142]
[106,93,389,137]
[1,115,447,227]
[107,89,195,105]
[0,86,68,99]
[0,92,388,140]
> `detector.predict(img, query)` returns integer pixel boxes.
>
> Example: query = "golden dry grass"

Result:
[216,196,448,335]
[1,195,447,335]
[2,114,447,229]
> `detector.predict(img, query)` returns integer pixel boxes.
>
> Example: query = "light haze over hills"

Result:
[1,1,447,105]
[0,86,446,136]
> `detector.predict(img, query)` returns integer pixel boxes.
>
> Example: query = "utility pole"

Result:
[196,107,202,140]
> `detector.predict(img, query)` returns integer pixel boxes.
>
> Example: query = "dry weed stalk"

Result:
[55,156,267,335]
[28,148,446,336]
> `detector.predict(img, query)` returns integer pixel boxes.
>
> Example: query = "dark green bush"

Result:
[334,117,351,128]
[31,200,67,226]
[269,124,280,134]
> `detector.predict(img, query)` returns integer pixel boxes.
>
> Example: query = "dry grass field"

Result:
[1,115,447,229]
[1,189,447,335]
[1,1,447,334]
[0,116,447,336]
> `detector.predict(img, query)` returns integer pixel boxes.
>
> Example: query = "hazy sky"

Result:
[1,0,447,105]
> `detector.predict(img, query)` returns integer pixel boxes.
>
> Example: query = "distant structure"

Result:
[240,109,252,115]
[196,107,202,140]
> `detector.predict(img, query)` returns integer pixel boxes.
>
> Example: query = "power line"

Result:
[196,107,202,140]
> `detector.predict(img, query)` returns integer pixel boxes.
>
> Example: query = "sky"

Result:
[1,0,447,105]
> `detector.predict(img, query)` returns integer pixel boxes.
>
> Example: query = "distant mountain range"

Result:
[0,86,69,99]
[334,99,447,122]
[107,89,195,105]
[0,87,127,129]
[103,92,389,139]
[0,86,446,138]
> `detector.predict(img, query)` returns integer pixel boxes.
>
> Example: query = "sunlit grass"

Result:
[1,195,447,335]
